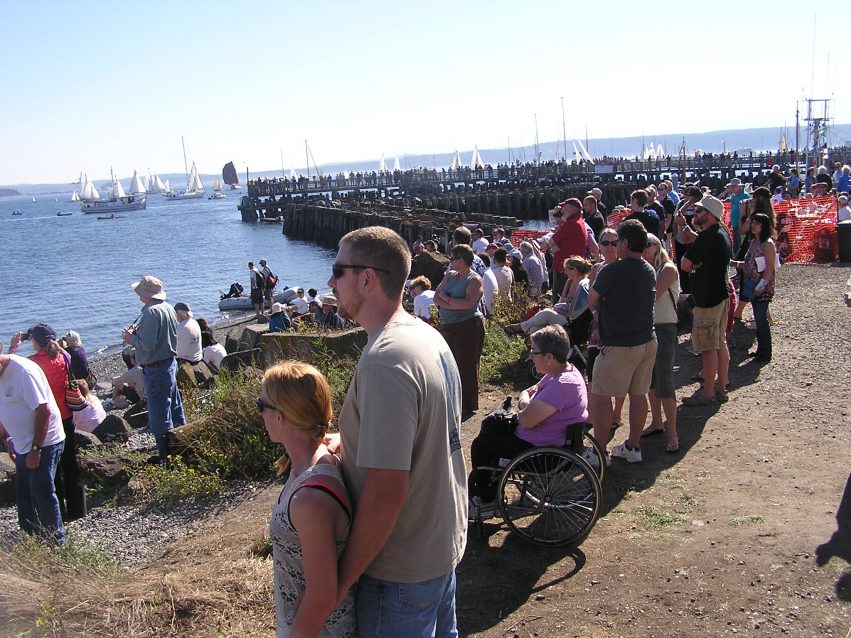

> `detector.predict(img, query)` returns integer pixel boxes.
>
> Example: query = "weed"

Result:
[677,494,698,509]
[249,535,273,559]
[2,534,116,580]
[730,515,766,526]
[129,455,223,505]
[638,506,684,531]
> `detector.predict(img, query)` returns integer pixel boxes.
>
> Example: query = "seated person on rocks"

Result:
[62,330,96,388]
[505,256,593,348]
[109,348,145,409]
[174,302,203,364]
[410,275,436,322]
[202,335,227,371]
[73,379,106,434]
[507,248,529,288]
[306,288,319,305]
[269,302,292,333]
[317,295,344,330]
[467,325,588,518]
[291,288,310,315]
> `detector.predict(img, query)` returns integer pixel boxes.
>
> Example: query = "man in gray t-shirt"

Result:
[327,226,467,637]
[588,220,657,465]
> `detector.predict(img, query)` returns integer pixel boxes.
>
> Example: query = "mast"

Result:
[181,136,189,188]
[560,97,567,163]
[795,101,800,162]
[305,139,310,180]
[534,113,540,164]
[280,148,285,178]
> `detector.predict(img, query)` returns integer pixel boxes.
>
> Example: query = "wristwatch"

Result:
[30,444,41,452]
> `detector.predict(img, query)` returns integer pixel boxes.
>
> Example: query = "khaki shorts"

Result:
[692,299,729,352]
[591,340,658,397]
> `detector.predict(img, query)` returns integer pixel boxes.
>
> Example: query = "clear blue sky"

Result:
[0,0,844,184]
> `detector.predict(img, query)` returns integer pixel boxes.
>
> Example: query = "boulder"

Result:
[78,455,134,488]
[0,454,14,505]
[93,414,133,445]
[124,399,149,429]
[225,326,243,354]
[191,361,215,387]
[74,430,102,449]
[219,348,262,373]
[177,360,216,390]
[239,324,268,351]
[259,328,368,368]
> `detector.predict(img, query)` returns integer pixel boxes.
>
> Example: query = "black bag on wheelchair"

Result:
[480,397,518,436]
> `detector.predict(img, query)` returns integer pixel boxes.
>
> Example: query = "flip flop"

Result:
[666,439,680,454]
[641,425,665,438]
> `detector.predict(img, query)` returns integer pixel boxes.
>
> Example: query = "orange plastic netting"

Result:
[508,196,841,263]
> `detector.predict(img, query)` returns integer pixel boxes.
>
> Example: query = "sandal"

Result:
[641,424,665,438]
[666,439,680,454]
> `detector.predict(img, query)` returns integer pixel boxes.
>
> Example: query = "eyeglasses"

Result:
[599,240,619,247]
[529,350,548,357]
[331,263,391,279]
[256,396,282,414]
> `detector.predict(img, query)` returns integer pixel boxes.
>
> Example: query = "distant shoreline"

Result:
[0,189,21,197]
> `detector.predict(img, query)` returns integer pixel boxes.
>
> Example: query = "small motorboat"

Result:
[218,286,298,311]
[56,212,73,217]
[11,210,22,216]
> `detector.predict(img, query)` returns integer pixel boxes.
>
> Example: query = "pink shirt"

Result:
[515,366,588,447]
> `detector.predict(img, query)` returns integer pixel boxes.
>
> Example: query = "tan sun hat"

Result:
[131,275,166,300]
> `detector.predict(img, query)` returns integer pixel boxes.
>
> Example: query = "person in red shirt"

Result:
[550,198,589,303]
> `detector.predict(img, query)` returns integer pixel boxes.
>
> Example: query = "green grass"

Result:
[638,506,684,532]
[730,515,766,526]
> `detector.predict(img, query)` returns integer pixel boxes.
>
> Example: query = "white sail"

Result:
[70,190,80,202]
[393,155,401,171]
[379,154,388,172]
[129,170,146,195]
[112,178,127,198]
[657,143,665,157]
[154,174,166,192]
[212,178,223,192]
[143,175,151,192]
[81,175,98,200]
[290,167,297,180]
[90,183,100,200]
[189,163,204,192]
[451,150,461,170]
[163,179,172,193]
[469,146,484,169]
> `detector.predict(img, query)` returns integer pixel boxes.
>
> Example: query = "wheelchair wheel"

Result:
[581,430,607,483]
[497,447,601,547]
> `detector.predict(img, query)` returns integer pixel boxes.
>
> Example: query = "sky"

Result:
[0,0,846,185]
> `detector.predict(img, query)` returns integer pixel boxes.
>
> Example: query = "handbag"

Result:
[669,290,694,335]
[742,277,759,302]
[63,353,87,412]
[480,397,518,436]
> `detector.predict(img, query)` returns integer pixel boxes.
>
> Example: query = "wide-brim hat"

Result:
[695,195,725,220]
[321,294,337,306]
[271,302,285,315]
[131,275,166,300]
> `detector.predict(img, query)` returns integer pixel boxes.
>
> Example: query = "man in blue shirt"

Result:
[123,275,184,460]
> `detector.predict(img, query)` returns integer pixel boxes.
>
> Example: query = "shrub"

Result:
[129,454,223,505]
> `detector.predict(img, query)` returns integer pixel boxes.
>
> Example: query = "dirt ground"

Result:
[2,263,850,637]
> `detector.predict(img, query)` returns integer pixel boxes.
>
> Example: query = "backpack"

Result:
[266,271,278,288]
[254,269,265,290]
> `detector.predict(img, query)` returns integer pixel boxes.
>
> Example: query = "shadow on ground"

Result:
[815,472,851,602]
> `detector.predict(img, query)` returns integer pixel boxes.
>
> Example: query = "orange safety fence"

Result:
[508,196,841,264]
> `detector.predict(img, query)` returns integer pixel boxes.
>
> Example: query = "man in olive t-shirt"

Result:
[327,226,467,637]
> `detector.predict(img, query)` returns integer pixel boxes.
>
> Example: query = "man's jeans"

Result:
[357,570,458,638]
[142,358,185,460]
[15,440,66,545]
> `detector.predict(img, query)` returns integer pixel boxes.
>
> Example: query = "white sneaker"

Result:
[610,442,643,464]
[581,447,610,469]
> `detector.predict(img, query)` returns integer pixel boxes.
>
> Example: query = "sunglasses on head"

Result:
[331,263,392,279]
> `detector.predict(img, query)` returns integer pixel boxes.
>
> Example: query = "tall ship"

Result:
[164,136,205,199]
[223,161,240,191]
[80,170,147,214]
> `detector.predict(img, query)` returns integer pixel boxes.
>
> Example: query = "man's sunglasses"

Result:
[331,263,391,279]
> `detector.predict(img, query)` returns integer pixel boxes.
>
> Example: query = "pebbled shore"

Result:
[0,313,268,563]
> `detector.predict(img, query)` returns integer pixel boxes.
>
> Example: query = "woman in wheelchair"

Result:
[468,324,589,518]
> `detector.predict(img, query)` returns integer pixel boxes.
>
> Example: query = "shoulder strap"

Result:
[667,288,678,315]
[290,475,351,522]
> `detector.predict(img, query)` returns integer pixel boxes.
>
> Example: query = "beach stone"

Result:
[177,360,216,390]
[225,327,242,353]
[74,430,102,449]
[259,328,367,368]
[0,454,15,503]
[409,250,450,288]
[124,400,149,429]
[93,414,132,444]
[78,455,133,488]
[239,324,268,351]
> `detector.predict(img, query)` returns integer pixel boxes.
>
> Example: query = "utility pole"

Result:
[534,113,540,164]
[560,97,568,163]
[795,101,800,162]
[305,140,310,180]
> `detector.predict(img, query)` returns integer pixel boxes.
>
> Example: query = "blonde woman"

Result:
[73,379,106,434]
[640,234,681,453]
[260,361,355,637]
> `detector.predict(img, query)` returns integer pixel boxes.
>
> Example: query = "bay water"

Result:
[0,192,545,358]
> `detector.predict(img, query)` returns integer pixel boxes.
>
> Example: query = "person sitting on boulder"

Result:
[269,302,292,333]
[318,295,344,330]
[109,348,145,409]
[73,379,106,434]
[174,302,203,365]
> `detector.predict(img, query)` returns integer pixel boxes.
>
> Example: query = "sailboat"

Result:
[222,161,240,191]
[129,170,147,196]
[450,150,462,171]
[164,137,205,199]
[393,155,401,172]
[378,154,388,173]
[162,179,172,195]
[208,177,226,199]
[81,169,147,213]
[469,146,484,170]
[70,190,80,202]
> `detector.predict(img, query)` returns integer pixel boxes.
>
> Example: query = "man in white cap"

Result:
[123,276,184,461]
[173,302,202,364]
[678,196,732,406]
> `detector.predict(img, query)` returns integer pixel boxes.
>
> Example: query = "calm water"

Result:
[0,193,337,356]
[0,192,544,357]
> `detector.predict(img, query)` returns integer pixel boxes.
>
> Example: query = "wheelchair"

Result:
[471,423,603,547]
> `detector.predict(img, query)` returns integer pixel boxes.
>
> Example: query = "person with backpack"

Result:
[248,261,266,319]
[259,259,278,309]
